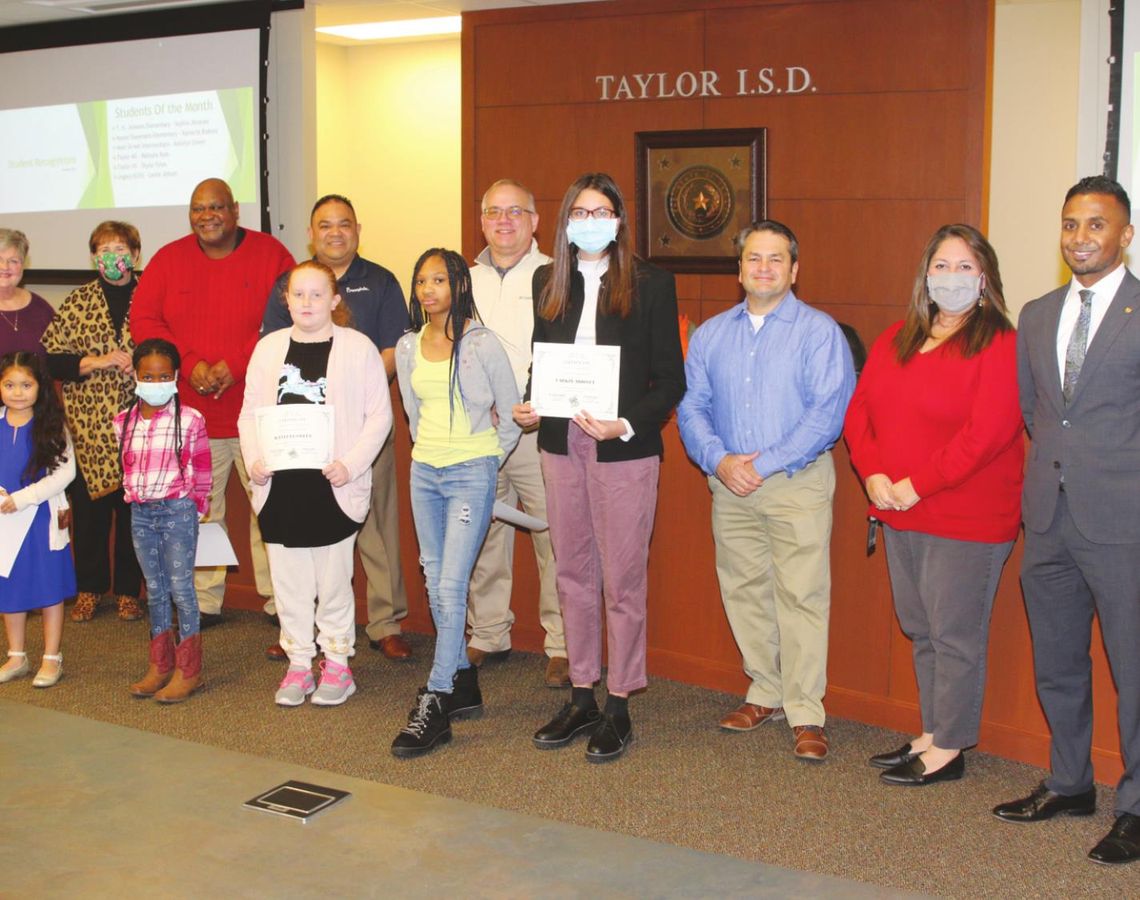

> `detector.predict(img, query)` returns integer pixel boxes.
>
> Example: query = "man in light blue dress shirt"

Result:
[678,220,854,762]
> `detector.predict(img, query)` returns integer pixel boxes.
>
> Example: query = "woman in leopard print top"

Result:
[42,222,145,623]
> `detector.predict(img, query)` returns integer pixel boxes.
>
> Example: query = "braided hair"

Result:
[118,338,187,478]
[0,351,69,485]
[408,248,482,422]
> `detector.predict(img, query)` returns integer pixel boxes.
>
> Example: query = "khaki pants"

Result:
[195,437,273,616]
[359,434,409,640]
[710,452,835,727]
[467,431,564,656]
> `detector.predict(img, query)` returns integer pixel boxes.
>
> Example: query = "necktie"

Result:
[1062,289,1093,404]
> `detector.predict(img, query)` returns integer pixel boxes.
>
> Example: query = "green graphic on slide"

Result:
[219,88,255,202]
[1,86,257,214]
[79,100,112,208]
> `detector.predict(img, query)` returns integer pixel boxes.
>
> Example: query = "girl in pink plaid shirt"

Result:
[114,338,211,703]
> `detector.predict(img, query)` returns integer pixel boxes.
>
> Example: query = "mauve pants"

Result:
[540,424,660,694]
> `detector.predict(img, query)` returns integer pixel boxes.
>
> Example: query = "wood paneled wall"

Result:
[221,0,1122,784]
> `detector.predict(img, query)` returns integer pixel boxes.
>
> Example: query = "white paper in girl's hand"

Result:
[195,522,238,567]
[0,504,38,577]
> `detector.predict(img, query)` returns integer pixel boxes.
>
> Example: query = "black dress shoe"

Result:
[585,713,633,763]
[198,612,223,630]
[992,782,1096,823]
[869,742,918,769]
[880,752,964,786]
[533,702,601,749]
[1088,813,1140,865]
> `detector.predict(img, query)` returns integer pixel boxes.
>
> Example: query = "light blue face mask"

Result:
[566,218,618,254]
[135,379,178,407]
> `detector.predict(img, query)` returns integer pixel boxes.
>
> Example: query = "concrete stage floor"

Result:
[0,699,913,898]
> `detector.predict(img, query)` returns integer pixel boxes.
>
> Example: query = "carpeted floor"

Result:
[6,607,1137,897]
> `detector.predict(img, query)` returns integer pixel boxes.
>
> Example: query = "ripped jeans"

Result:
[410,456,498,693]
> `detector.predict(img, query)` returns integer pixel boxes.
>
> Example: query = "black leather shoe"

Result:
[585,713,633,763]
[1088,813,1140,865]
[992,782,1097,823]
[198,612,223,630]
[869,742,918,769]
[533,702,601,749]
[880,752,964,786]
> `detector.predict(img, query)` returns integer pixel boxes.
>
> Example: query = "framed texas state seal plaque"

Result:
[634,128,766,274]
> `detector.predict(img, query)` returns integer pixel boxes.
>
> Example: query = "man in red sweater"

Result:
[131,178,295,625]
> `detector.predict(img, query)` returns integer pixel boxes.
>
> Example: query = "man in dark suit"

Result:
[993,176,1140,866]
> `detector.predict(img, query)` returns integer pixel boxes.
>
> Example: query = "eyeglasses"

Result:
[482,206,534,220]
[568,207,617,221]
[191,203,231,215]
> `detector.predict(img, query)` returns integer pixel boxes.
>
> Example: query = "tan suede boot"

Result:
[130,631,175,697]
[155,633,203,704]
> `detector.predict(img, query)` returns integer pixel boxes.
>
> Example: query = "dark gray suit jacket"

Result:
[1017,269,1140,543]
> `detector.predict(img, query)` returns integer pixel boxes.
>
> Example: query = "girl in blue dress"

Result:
[0,351,76,688]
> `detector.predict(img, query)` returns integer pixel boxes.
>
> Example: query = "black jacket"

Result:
[528,258,686,461]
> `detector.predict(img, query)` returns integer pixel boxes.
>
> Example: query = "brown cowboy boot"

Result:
[130,631,176,697]
[155,633,203,704]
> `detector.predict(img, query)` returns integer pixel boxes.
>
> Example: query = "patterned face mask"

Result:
[97,252,134,282]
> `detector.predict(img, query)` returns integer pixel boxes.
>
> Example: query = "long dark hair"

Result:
[0,351,69,485]
[408,248,481,421]
[894,224,1012,364]
[538,172,635,322]
[118,338,187,478]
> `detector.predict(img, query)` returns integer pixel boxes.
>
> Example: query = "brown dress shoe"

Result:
[793,725,829,761]
[71,592,100,622]
[544,656,571,688]
[719,702,785,731]
[374,634,413,661]
[467,646,511,667]
[117,595,143,621]
[265,643,288,662]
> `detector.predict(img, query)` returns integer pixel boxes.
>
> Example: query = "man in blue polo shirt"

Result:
[261,194,412,661]
[678,220,854,762]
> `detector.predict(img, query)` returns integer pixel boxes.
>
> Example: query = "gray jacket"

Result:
[395,324,522,463]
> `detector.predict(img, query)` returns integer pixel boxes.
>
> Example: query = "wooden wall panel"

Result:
[456,0,1123,784]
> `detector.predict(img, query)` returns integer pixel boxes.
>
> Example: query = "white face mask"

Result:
[566,217,618,254]
[135,379,178,407]
[927,272,982,314]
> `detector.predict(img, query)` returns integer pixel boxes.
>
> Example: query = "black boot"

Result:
[391,689,452,758]
[586,695,633,763]
[446,665,483,720]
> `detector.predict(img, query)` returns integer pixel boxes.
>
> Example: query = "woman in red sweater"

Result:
[844,224,1025,786]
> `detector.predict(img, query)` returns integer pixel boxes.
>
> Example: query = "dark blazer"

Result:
[1017,269,1140,543]
[528,258,686,462]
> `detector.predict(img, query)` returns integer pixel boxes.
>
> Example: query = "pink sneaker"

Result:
[275,666,315,707]
[311,659,356,706]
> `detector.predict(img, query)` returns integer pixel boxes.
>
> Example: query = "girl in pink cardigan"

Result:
[239,261,392,707]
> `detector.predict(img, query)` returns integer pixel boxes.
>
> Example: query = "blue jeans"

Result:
[130,497,200,640]
[410,456,498,693]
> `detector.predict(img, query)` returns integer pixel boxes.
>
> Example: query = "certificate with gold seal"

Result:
[255,405,335,470]
[530,343,621,420]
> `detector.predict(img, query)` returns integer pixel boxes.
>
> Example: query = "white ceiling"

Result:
[0,0,597,28]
